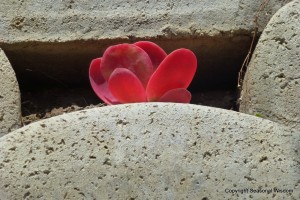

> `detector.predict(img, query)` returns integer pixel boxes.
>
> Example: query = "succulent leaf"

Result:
[146,48,197,101]
[159,88,191,103]
[100,44,154,87]
[108,68,147,103]
[89,58,119,105]
[134,41,167,70]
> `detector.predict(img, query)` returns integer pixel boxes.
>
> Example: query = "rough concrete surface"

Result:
[0,0,292,89]
[0,103,298,199]
[0,48,21,137]
[0,0,291,42]
[240,0,300,131]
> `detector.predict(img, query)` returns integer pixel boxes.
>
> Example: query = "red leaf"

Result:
[89,58,120,105]
[134,41,167,70]
[159,88,191,103]
[146,49,197,101]
[100,44,153,87]
[108,68,147,103]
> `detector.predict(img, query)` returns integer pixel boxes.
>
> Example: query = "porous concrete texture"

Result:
[0,0,291,89]
[0,103,298,199]
[0,0,290,41]
[240,0,300,131]
[0,48,21,137]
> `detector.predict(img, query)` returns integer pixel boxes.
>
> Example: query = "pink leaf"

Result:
[89,58,120,105]
[108,68,147,103]
[159,88,191,103]
[146,49,197,101]
[134,41,167,70]
[100,44,154,87]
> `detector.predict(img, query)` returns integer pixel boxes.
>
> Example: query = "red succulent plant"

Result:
[89,41,197,105]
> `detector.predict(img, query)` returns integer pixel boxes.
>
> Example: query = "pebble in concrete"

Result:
[240,0,300,131]
[0,103,298,199]
[0,48,21,137]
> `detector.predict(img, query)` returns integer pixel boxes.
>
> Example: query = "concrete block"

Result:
[240,0,300,131]
[0,0,291,88]
[0,48,21,137]
[0,103,298,199]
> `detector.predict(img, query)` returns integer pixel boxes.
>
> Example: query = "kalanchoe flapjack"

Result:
[89,41,197,105]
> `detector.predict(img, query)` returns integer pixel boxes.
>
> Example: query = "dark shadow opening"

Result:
[1,36,257,124]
